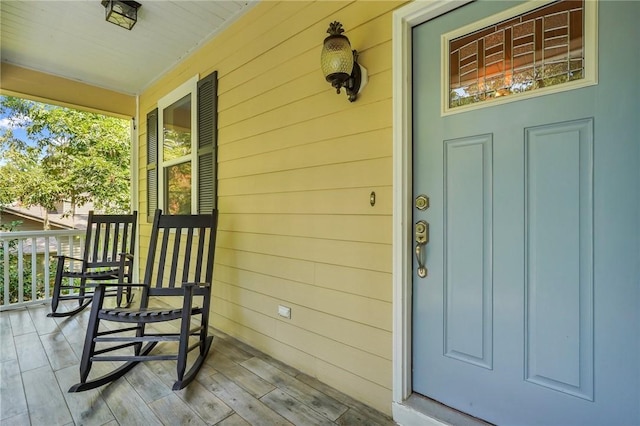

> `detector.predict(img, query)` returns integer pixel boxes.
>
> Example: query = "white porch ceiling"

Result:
[0,1,256,95]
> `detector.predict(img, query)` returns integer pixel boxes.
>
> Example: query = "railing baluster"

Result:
[17,240,24,304]
[3,240,9,305]
[44,236,50,300]
[56,236,63,296]
[31,237,37,302]
[68,234,75,296]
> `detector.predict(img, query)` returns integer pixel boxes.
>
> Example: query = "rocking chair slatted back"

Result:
[49,211,137,318]
[85,212,137,269]
[141,210,216,300]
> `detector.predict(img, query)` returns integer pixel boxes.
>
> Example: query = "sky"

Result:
[0,108,31,166]
[0,115,29,141]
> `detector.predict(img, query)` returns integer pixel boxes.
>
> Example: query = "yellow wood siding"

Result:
[138,0,406,414]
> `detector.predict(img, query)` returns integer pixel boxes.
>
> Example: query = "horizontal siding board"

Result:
[218,1,398,94]
[211,312,319,373]
[314,263,391,302]
[217,41,392,119]
[275,320,391,388]
[216,231,391,272]
[213,281,391,359]
[215,248,390,302]
[218,100,391,160]
[218,128,392,179]
[217,2,352,93]
[216,247,315,285]
[219,66,324,125]
[219,214,390,245]
[219,187,392,216]
[214,266,392,331]
[219,41,392,124]
[219,157,391,196]
[219,71,391,143]
[212,299,391,389]
[219,49,320,113]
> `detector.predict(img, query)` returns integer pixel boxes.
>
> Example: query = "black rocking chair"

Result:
[48,210,138,318]
[69,209,218,392]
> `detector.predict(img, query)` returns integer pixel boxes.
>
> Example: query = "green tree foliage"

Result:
[0,96,131,214]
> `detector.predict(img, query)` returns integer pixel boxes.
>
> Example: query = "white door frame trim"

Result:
[391,1,473,424]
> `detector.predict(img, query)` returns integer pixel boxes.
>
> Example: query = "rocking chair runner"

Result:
[69,209,218,392]
[48,211,138,318]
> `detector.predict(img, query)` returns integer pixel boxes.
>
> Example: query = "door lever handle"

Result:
[415,220,429,278]
[415,244,427,278]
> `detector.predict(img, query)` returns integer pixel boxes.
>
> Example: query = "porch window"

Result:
[146,72,217,220]
[162,91,193,214]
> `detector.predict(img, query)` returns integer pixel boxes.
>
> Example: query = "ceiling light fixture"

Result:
[101,0,141,30]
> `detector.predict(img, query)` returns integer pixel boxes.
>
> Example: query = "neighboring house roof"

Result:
[1,203,90,230]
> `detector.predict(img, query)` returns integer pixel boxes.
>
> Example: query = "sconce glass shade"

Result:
[101,0,141,30]
[321,34,354,88]
[320,21,365,102]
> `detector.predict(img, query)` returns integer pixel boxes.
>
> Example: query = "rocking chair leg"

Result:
[50,259,65,314]
[172,336,213,391]
[70,342,157,392]
[134,323,145,356]
[176,314,192,383]
[78,286,105,383]
[78,277,87,308]
[116,286,123,307]
[48,298,92,318]
[126,286,135,305]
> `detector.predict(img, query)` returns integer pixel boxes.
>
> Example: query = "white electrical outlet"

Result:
[278,305,291,319]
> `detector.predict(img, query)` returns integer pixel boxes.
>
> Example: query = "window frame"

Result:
[157,75,199,215]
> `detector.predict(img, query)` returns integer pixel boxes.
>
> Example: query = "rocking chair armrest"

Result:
[56,254,86,264]
[182,282,211,299]
[118,252,134,261]
[182,282,211,288]
[116,253,135,279]
[94,282,147,289]
[117,252,135,268]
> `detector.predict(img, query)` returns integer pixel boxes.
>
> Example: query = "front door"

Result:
[411,1,639,424]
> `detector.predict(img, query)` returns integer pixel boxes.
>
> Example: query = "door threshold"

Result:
[404,393,493,426]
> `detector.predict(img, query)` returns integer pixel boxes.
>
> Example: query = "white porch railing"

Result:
[0,229,85,311]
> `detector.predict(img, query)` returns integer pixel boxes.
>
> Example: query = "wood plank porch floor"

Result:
[0,301,395,426]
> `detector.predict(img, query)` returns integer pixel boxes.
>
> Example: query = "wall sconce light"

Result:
[101,0,141,30]
[320,21,367,102]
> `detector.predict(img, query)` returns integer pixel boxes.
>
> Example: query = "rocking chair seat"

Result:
[99,306,203,323]
[63,269,119,279]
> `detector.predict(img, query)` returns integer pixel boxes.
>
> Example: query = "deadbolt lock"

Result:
[415,195,429,210]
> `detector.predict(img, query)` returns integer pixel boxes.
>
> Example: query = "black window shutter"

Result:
[146,108,158,222]
[197,71,218,213]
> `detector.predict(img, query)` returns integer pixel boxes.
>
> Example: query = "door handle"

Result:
[415,220,429,278]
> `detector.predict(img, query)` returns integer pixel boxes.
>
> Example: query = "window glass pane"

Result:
[163,94,191,161]
[449,0,584,108]
[165,162,191,215]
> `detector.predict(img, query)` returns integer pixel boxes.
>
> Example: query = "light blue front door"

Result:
[412,1,639,424]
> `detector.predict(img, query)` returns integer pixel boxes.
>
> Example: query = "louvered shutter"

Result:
[197,71,218,212]
[146,108,158,222]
